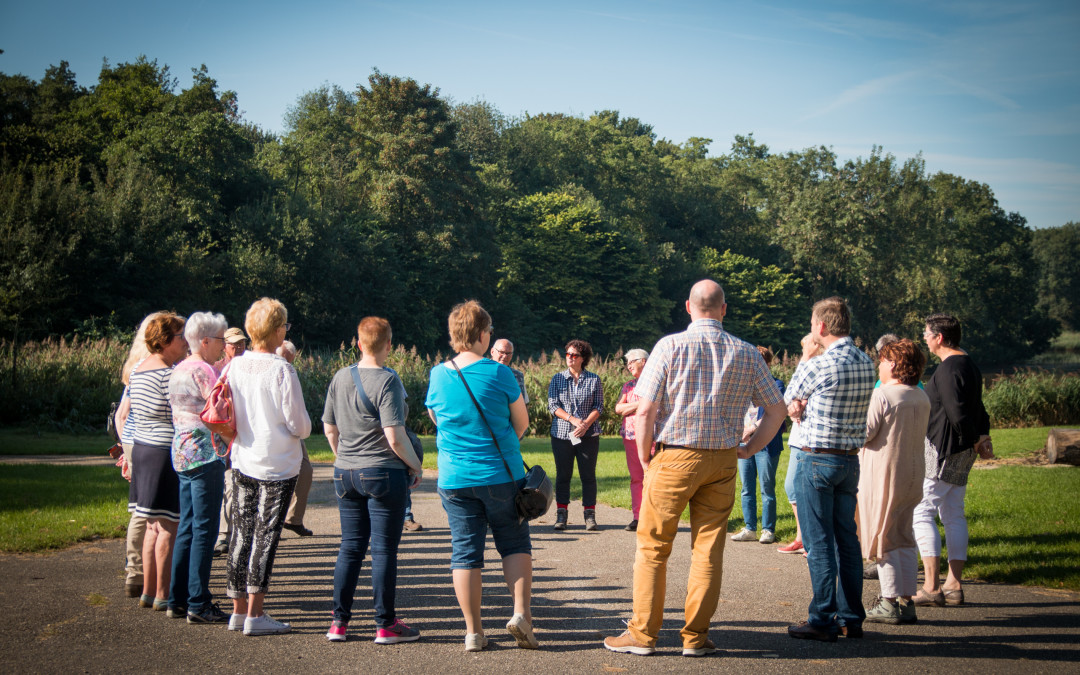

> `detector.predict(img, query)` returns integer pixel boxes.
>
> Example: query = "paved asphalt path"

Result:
[1,460,1078,674]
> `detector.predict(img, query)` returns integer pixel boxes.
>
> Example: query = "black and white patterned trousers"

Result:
[226,470,297,597]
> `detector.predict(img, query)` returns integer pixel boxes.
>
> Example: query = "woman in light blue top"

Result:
[425,300,535,653]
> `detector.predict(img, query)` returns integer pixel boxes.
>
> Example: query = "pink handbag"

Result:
[200,364,235,457]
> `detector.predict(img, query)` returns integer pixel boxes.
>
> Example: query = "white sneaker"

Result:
[731,527,757,541]
[759,529,775,544]
[506,613,539,649]
[465,632,488,652]
[228,613,246,631]
[244,612,292,636]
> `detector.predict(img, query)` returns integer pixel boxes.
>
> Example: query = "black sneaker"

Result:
[188,603,230,624]
[625,519,638,532]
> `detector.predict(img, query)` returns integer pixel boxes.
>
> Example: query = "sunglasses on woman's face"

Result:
[566,352,582,360]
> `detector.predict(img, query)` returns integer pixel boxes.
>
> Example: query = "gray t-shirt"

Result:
[323,365,408,471]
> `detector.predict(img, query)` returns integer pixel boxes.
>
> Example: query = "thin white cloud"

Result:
[799,70,922,122]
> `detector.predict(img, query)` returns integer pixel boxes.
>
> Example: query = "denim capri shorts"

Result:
[438,478,532,569]
[784,445,801,504]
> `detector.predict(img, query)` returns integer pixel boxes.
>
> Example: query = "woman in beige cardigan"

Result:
[857,339,930,625]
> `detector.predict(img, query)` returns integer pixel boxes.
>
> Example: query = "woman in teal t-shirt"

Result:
[425,300,536,653]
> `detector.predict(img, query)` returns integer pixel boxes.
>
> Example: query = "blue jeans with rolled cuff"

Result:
[169,459,225,613]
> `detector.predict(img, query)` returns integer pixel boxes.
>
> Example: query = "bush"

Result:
[983,370,1080,428]
[5,338,1076,433]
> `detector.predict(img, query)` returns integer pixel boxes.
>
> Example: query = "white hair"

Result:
[277,340,297,357]
[184,312,228,356]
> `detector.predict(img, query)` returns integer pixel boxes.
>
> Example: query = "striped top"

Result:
[634,319,783,449]
[130,365,175,447]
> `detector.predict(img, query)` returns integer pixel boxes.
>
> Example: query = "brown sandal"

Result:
[913,589,946,607]
[944,588,965,606]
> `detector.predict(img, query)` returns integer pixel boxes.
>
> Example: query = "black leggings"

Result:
[551,435,600,508]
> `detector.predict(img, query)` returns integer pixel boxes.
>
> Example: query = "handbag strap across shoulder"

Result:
[348,364,381,422]
[448,359,528,483]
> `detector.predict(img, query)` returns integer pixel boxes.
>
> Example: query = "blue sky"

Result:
[2,0,1078,228]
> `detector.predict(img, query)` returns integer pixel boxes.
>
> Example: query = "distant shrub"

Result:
[5,339,1075,433]
[983,371,1080,428]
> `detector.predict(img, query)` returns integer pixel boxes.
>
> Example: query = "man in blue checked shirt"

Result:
[784,297,875,643]
[603,280,786,658]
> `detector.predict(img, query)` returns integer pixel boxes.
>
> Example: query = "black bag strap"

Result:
[348,364,380,421]
[448,359,529,483]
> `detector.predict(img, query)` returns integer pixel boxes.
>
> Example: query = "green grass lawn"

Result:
[0,465,129,552]
[3,427,1078,590]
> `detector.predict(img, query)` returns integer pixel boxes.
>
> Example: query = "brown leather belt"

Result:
[804,447,860,456]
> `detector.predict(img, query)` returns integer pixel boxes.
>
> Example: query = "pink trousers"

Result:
[623,438,648,519]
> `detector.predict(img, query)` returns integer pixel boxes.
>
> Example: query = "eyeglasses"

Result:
[492,347,513,356]
[206,336,226,342]
[283,323,292,332]
[566,352,583,360]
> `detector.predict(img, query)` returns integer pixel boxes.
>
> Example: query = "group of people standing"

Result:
[113,281,991,656]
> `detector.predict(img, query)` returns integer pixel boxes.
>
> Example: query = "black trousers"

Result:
[551,435,600,508]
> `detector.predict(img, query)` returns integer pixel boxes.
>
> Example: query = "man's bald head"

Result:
[687,280,727,320]
[492,338,514,366]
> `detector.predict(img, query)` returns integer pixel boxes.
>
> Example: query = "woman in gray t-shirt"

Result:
[322,317,423,644]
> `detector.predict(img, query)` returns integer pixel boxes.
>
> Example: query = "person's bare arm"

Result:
[384,425,422,487]
[634,399,659,469]
[738,402,787,459]
[509,395,529,439]
[324,423,340,455]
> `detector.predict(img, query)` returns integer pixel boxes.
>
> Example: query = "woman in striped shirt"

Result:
[129,312,189,610]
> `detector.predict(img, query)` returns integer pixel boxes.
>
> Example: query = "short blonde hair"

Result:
[121,311,166,384]
[448,300,491,353]
[245,297,288,350]
[357,316,392,353]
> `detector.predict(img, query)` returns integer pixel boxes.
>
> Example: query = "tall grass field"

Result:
[3,338,1079,435]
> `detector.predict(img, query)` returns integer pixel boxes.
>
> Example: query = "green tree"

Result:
[1033,222,1080,330]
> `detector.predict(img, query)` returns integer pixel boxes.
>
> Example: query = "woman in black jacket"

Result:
[912,314,993,607]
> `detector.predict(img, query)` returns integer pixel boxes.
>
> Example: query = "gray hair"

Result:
[278,340,297,358]
[184,312,228,356]
[875,333,901,353]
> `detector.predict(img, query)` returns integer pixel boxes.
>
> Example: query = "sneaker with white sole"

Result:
[228,613,246,631]
[777,539,805,554]
[464,632,488,652]
[604,629,656,655]
[731,527,757,542]
[506,613,539,649]
[375,618,420,644]
[187,603,228,624]
[244,612,291,636]
[683,639,718,657]
[326,620,347,642]
[759,529,775,544]
[865,597,902,624]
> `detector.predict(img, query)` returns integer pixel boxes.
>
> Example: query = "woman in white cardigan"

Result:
[224,297,311,636]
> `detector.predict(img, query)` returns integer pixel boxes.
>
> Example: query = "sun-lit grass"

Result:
[0,429,114,456]
[0,465,129,552]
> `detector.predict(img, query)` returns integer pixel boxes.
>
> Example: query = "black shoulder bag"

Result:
[448,359,552,521]
[348,365,424,465]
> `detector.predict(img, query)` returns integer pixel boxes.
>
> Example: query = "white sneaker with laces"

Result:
[506,613,539,649]
[244,612,292,636]
[228,613,246,631]
[731,527,757,541]
[759,529,775,544]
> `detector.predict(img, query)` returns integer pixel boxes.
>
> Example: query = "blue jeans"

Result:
[795,451,864,629]
[738,449,780,532]
[438,479,531,569]
[169,459,225,612]
[332,466,408,628]
[783,445,801,505]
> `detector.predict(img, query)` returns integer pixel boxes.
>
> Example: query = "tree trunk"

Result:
[1046,429,1080,466]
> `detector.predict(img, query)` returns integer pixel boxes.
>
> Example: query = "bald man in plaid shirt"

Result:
[604,280,786,657]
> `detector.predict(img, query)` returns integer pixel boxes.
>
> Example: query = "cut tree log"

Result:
[1046,428,1080,466]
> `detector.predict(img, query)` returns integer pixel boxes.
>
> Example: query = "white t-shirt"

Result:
[228,351,311,481]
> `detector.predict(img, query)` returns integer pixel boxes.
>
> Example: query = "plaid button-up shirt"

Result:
[634,319,783,449]
[784,337,875,451]
[547,369,604,438]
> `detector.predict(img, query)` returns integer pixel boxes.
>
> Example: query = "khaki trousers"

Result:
[122,442,146,583]
[284,445,313,527]
[628,446,738,649]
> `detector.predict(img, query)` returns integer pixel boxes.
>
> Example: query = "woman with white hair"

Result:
[166,311,230,623]
[225,298,311,636]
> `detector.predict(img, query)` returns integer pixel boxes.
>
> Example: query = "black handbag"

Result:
[348,365,424,464]
[449,359,553,521]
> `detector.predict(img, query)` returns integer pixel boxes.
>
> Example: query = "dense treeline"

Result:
[2,58,1072,363]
